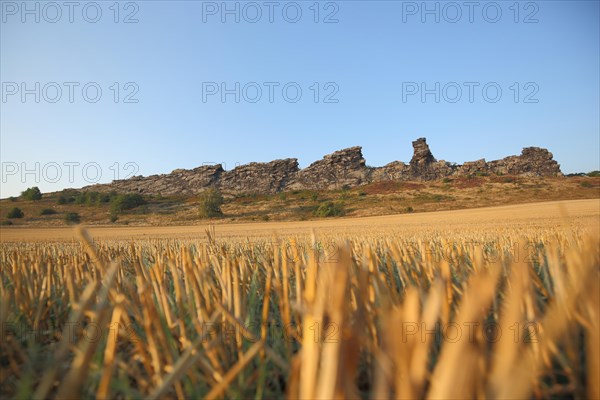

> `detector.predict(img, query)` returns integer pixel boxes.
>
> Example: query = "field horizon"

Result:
[2,174,599,228]
[1,198,598,242]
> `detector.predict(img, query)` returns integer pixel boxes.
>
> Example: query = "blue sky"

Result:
[1,0,599,198]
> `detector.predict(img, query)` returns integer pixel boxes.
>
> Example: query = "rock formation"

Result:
[219,158,299,193]
[287,147,369,190]
[410,138,436,167]
[84,138,562,196]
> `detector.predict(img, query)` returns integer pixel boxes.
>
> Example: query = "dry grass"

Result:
[1,176,598,226]
[0,200,599,399]
[1,199,598,242]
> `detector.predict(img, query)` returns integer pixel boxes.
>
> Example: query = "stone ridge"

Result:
[84,138,562,196]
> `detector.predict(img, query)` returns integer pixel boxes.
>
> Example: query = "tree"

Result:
[314,201,345,218]
[21,187,42,201]
[64,212,81,224]
[7,207,24,218]
[110,193,146,215]
[198,189,224,218]
[40,208,57,215]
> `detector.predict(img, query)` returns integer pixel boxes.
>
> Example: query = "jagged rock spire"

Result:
[410,137,436,166]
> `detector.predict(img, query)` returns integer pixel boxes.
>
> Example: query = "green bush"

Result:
[64,212,81,224]
[75,192,88,205]
[71,191,113,206]
[587,171,600,177]
[405,206,414,213]
[314,201,345,218]
[99,193,112,203]
[85,192,99,205]
[8,197,16,202]
[40,208,57,215]
[21,187,42,201]
[110,193,147,215]
[0,220,13,226]
[580,181,593,188]
[198,189,224,218]
[7,207,24,218]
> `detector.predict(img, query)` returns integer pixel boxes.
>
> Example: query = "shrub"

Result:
[85,192,99,206]
[0,220,13,226]
[9,196,16,202]
[587,171,600,177]
[198,189,224,218]
[580,181,593,188]
[21,187,42,201]
[110,214,118,223]
[70,191,113,206]
[40,208,57,215]
[442,178,452,184]
[311,193,318,202]
[314,201,345,218]
[64,212,81,224]
[405,206,414,213]
[7,207,24,218]
[98,193,112,203]
[110,193,147,215]
[75,192,86,205]
[57,190,73,204]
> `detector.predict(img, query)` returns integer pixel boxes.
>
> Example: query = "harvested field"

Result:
[1,199,598,242]
[1,199,598,398]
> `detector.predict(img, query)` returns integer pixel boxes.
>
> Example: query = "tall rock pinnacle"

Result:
[410,137,436,167]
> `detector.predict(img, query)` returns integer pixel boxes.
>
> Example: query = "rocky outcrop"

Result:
[86,164,224,196]
[373,138,455,181]
[410,138,436,167]
[218,159,299,193]
[83,138,562,196]
[456,159,489,176]
[487,148,562,177]
[286,147,369,190]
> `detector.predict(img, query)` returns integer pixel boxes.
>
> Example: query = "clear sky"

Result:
[1,0,599,198]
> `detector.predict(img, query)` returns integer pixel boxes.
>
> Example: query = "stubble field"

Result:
[1,199,598,398]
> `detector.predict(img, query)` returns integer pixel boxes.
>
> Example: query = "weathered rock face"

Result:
[218,159,299,193]
[489,148,562,177]
[86,164,224,196]
[371,161,410,182]
[287,146,369,190]
[410,138,436,167]
[456,159,489,176]
[82,138,562,195]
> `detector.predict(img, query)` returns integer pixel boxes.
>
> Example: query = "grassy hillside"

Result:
[1,175,599,227]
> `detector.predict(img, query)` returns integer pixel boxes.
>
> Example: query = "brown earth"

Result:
[1,199,597,243]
